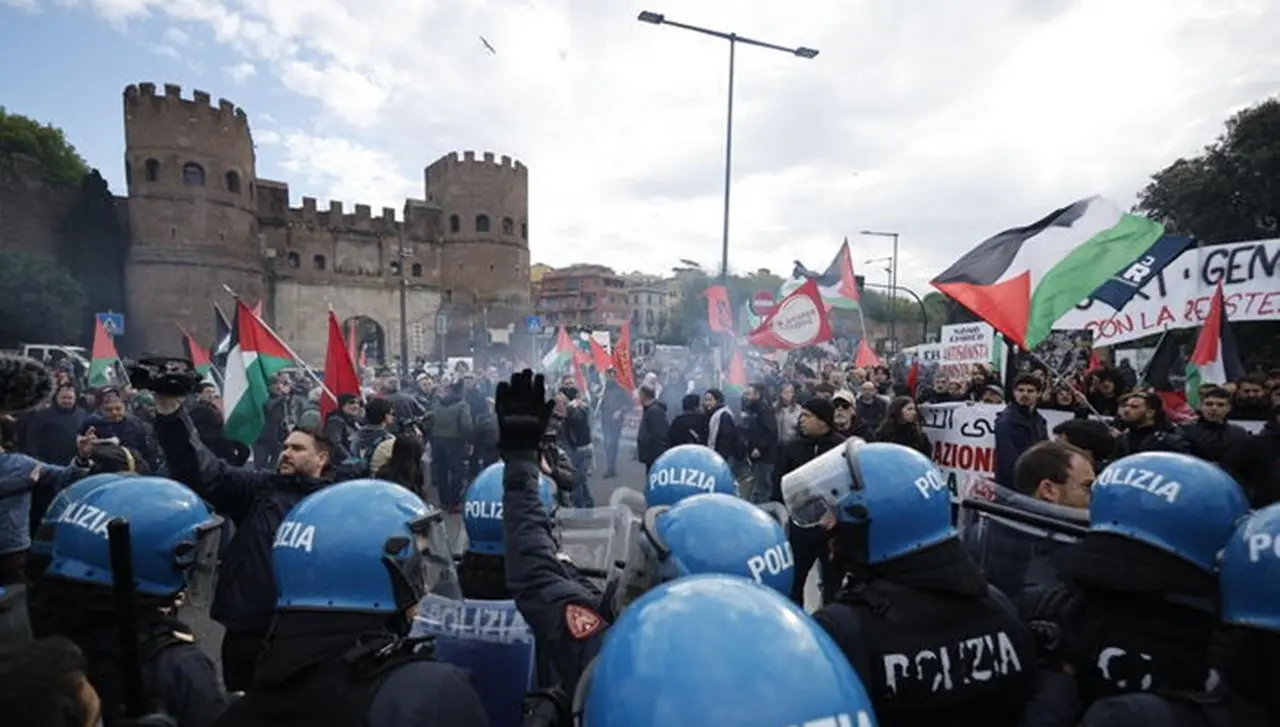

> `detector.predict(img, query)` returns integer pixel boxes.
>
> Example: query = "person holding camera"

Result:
[140,358,337,692]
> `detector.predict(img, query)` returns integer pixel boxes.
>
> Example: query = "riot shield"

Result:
[756,502,790,534]
[411,594,535,727]
[607,486,646,518]
[555,504,638,589]
[0,585,32,644]
[958,496,1087,610]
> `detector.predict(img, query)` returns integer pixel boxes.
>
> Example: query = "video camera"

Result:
[127,357,203,397]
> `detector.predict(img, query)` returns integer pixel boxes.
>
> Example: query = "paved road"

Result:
[183,451,820,673]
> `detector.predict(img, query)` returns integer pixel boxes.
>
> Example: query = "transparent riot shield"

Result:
[555,504,638,590]
[607,486,646,518]
[411,594,535,727]
[958,497,1087,610]
[756,502,790,535]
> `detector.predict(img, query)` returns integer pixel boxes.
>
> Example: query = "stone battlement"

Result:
[123,83,249,127]
[427,150,528,177]
[276,195,439,241]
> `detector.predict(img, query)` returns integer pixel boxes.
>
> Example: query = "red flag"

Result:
[612,324,635,391]
[588,338,613,372]
[176,323,212,372]
[321,310,362,419]
[703,284,734,333]
[746,279,833,349]
[854,339,880,368]
[906,360,920,395]
[727,348,747,389]
[1087,350,1102,371]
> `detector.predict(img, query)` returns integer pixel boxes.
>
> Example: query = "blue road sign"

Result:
[96,312,125,336]
[525,315,542,334]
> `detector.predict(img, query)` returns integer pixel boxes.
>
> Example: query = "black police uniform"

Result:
[31,608,229,727]
[154,406,330,690]
[501,457,611,693]
[815,576,1037,727]
[211,615,488,727]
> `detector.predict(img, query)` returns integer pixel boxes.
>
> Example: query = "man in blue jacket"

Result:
[993,373,1048,489]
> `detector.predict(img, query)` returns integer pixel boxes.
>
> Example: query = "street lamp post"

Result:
[865,256,893,352]
[638,11,818,282]
[860,230,900,348]
[392,247,413,378]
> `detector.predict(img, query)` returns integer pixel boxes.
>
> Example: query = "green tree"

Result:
[0,251,88,347]
[1136,97,1280,243]
[0,107,89,188]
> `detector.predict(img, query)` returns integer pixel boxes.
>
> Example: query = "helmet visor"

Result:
[390,508,459,601]
[781,439,863,529]
[180,517,224,609]
[610,506,678,611]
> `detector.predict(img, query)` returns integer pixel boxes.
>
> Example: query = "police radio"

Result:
[107,519,179,727]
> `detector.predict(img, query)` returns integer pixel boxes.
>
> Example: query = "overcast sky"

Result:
[3,0,1278,297]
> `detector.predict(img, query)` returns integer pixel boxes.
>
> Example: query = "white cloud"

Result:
[1,0,39,12]
[224,61,256,84]
[24,0,1280,296]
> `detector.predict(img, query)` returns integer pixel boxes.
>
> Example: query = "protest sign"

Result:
[919,402,1265,495]
[938,323,996,380]
[1054,239,1280,346]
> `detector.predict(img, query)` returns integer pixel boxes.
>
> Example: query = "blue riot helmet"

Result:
[1219,503,1280,631]
[782,441,954,564]
[1090,452,1248,572]
[274,479,457,613]
[644,444,736,507]
[614,493,794,607]
[463,462,556,555]
[578,574,879,726]
[29,473,126,565]
[45,476,223,607]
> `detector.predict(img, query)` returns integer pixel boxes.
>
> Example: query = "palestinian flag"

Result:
[223,300,296,446]
[541,326,576,371]
[779,238,862,310]
[1185,283,1243,409]
[88,316,120,387]
[931,196,1164,350]
[178,322,220,392]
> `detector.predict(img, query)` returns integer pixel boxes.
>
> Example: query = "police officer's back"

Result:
[152,393,333,691]
[27,475,229,727]
[1026,452,1250,725]
[212,478,487,727]
[784,442,1036,727]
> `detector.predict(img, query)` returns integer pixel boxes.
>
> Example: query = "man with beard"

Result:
[773,396,845,607]
[1232,374,1272,421]
[1116,392,1190,456]
[152,393,334,692]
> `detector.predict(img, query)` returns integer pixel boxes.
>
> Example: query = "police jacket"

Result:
[1178,418,1251,465]
[212,611,487,727]
[813,544,1037,727]
[28,588,229,727]
[154,408,329,634]
[501,454,611,693]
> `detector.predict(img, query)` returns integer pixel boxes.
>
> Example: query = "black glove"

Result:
[496,370,554,454]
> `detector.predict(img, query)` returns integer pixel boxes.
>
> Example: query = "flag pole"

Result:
[222,284,335,401]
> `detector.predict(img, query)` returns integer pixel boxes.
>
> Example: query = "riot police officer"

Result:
[644,444,737,507]
[573,574,880,726]
[494,370,799,694]
[459,462,557,600]
[783,441,1037,726]
[1027,452,1250,725]
[212,478,487,727]
[1215,501,1280,725]
[27,475,229,727]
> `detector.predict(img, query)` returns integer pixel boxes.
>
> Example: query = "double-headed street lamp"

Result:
[860,230,900,346]
[638,11,818,282]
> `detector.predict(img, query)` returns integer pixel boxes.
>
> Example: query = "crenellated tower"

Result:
[121,82,265,354]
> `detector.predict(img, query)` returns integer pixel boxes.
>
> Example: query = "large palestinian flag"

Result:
[779,238,862,310]
[223,300,296,446]
[931,196,1164,349]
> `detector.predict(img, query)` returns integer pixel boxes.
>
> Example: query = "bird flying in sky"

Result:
[480,36,496,54]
